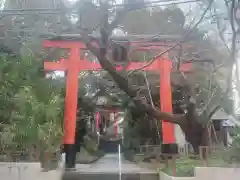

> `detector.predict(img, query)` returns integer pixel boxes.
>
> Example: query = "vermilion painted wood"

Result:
[44,40,192,145]
[44,40,85,49]
[96,111,100,133]
[44,40,192,50]
[63,48,80,145]
[159,59,175,143]
[44,59,192,72]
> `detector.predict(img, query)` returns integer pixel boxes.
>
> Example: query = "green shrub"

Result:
[163,157,199,177]
[163,155,227,177]
[0,53,64,155]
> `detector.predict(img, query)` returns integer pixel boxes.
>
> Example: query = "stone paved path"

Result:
[75,154,155,173]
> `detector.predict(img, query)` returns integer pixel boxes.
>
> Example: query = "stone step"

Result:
[99,139,121,153]
[62,153,158,180]
[62,172,159,180]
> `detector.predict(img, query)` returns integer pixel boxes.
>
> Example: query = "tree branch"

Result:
[81,30,182,124]
[78,0,214,127]
[127,0,214,76]
[78,0,221,140]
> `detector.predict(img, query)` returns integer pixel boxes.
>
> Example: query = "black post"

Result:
[63,117,86,170]
[64,144,77,171]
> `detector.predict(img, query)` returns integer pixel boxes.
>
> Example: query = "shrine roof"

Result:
[41,33,195,43]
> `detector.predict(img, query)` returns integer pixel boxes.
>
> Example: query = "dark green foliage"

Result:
[0,53,64,152]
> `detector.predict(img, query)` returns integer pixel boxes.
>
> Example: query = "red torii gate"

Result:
[43,39,191,148]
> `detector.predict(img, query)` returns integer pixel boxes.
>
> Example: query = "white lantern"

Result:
[111,25,126,37]
[96,96,108,105]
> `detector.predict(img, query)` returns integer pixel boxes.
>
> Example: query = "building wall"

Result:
[160,167,240,180]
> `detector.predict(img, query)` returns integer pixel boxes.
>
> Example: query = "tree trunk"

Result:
[81,34,208,154]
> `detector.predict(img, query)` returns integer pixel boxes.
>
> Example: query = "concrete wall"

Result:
[0,162,61,180]
[195,167,240,180]
[160,172,194,180]
[160,167,240,180]
[1,163,240,180]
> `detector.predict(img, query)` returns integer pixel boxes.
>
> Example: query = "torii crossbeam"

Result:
[43,39,191,168]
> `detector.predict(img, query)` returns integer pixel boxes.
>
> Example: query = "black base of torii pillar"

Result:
[64,144,77,170]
